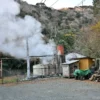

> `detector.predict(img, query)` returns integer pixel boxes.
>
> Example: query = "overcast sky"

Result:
[22,0,93,9]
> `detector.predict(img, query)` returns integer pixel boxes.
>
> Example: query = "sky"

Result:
[22,0,93,9]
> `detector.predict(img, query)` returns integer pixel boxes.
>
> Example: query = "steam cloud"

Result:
[0,0,56,62]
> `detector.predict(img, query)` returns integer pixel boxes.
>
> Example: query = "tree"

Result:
[92,21,100,32]
[74,25,100,58]
[74,0,100,57]
[55,31,75,54]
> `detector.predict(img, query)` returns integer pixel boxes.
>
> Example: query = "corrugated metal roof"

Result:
[65,53,85,61]
[63,53,85,65]
[62,60,79,65]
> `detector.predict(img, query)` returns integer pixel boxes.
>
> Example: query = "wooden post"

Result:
[0,60,2,78]
[0,59,3,84]
[99,59,100,70]
[95,58,100,70]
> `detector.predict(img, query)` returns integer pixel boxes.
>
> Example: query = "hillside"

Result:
[93,0,100,16]
[19,1,94,36]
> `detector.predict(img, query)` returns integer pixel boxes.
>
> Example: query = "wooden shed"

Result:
[76,57,94,70]
[63,53,94,78]
[62,60,79,78]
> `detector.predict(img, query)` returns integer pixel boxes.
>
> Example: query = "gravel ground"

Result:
[0,78,100,100]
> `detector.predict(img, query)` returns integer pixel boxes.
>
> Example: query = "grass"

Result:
[0,76,18,84]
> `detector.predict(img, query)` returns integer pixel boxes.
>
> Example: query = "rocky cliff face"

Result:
[18,1,94,37]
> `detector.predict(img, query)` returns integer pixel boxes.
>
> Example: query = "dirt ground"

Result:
[0,78,100,100]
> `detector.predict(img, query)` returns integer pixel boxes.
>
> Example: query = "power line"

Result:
[77,0,86,7]
[50,0,59,7]
[41,0,44,3]
[43,0,46,3]
[41,0,46,3]
[50,0,85,8]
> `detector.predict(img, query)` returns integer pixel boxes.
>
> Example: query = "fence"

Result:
[0,65,62,84]
[0,55,64,84]
[0,68,26,84]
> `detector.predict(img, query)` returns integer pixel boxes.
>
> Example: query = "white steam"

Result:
[0,0,56,62]
[0,0,20,15]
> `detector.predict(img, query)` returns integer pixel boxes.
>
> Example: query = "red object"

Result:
[57,45,64,55]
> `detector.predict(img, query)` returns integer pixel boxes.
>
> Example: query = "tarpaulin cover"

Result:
[74,69,91,76]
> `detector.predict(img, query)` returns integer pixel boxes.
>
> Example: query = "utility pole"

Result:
[26,37,30,79]
[54,26,57,39]
[50,26,53,39]
[82,0,84,31]
[54,26,60,75]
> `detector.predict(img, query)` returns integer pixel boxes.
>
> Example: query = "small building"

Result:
[62,53,95,78]
[62,60,79,78]
[33,64,48,77]
[33,64,57,77]
[65,53,85,61]
[65,53,94,70]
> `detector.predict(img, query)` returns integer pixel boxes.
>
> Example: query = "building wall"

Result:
[62,62,79,77]
[79,58,94,70]
[69,62,79,77]
[62,64,70,77]
[95,58,100,69]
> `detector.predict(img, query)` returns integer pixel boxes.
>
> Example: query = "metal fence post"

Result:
[1,76,4,84]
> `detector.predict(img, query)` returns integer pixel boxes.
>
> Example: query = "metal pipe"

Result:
[26,38,30,79]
